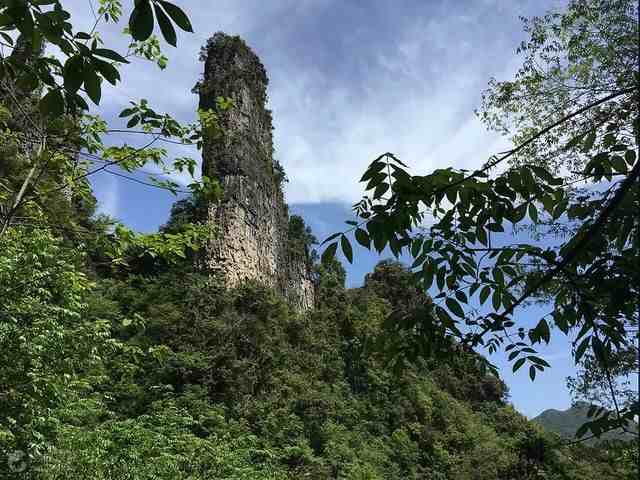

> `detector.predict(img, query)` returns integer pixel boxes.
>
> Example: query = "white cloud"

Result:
[272,23,522,204]
[59,0,559,205]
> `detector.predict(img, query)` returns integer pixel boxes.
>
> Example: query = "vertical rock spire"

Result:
[197,33,315,310]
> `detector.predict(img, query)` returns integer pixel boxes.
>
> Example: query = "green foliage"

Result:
[0,2,636,478]
[0,220,631,478]
[36,255,619,478]
[288,214,317,262]
[0,1,223,248]
[477,0,638,175]
[0,227,113,470]
[106,222,210,268]
[160,195,205,234]
[0,0,191,112]
[326,0,639,441]
[42,402,289,480]
[567,348,638,414]
[533,402,637,444]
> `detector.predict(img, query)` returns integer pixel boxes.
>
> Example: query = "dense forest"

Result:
[0,209,636,478]
[1,0,638,478]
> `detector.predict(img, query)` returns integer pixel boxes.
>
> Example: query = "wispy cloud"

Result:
[62,0,561,204]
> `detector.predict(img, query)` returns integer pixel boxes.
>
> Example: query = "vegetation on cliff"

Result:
[1,220,636,478]
[0,0,638,478]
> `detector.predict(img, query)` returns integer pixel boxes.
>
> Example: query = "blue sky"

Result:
[63,0,582,418]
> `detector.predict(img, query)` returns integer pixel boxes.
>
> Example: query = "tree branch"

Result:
[470,157,640,345]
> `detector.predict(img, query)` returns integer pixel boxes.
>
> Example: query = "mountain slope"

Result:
[533,402,637,443]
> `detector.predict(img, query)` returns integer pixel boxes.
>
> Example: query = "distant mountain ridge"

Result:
[533,402,637,444]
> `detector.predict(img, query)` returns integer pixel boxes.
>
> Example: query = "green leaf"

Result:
[422,261,434,289]
[624,149,636,165]
[373,182,389,199]
[591,336,606,363]
[436,267,446,291]
[554,311,569,334]
[0,32,13,46]
[528,355,550,368]
[72,93,89,111]
[320,232,341,246]
[529,365,536,381]
[455,290,468,304]
[446,297,465,318]
[340,235,353,264]
[354,228,370,249]
[479,286,491,305]
[493,267,504,285]
[154,3,177,46]
[371,227,387,252]
[528,203,538,223]
[360,161,386,182]
[610,155,627,173]
[158,1,193,32]
[521,167,535,188]
[576,421,590,439]
[17,71,39,92]
[0,9,13,25]
[581,130,596,152]
[540,194,555,214]
[83,67,101,104]
[63,55,84,93]
[492,289,501,311]
[477,227,488,246]
[92,57,120,85]
[537,318,550,344]
[552,199,568,220]
[129,0,154,41]
[321,242,338,264]
[93,48,130,64]
[512,203,527,223]
[39,88,64,117]
[410,238,423,257]
[127,115,140,128]
[530,165,555,183]
[119,107,136,118]
[513,357,526,372]
[435,306,457,331]
[445,188,457,204]
[575,335,591,363]
[564,132,584,150]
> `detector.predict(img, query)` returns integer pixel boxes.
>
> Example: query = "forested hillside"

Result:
[0,207,636,478]
[1,0,638,478]
[533,402,637,444]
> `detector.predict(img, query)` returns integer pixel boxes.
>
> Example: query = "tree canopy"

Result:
[0,1,638,478]
[0,0,222,258]
[325,0,639,440]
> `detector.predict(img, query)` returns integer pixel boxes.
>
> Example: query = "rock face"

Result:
[197,33,315,310]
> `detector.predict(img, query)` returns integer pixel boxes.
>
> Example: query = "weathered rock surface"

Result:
[197,33,315,310]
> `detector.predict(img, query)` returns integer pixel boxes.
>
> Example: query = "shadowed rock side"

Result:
[196,33,315,311]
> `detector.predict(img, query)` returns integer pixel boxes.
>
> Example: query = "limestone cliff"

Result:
[196,33,315,310]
